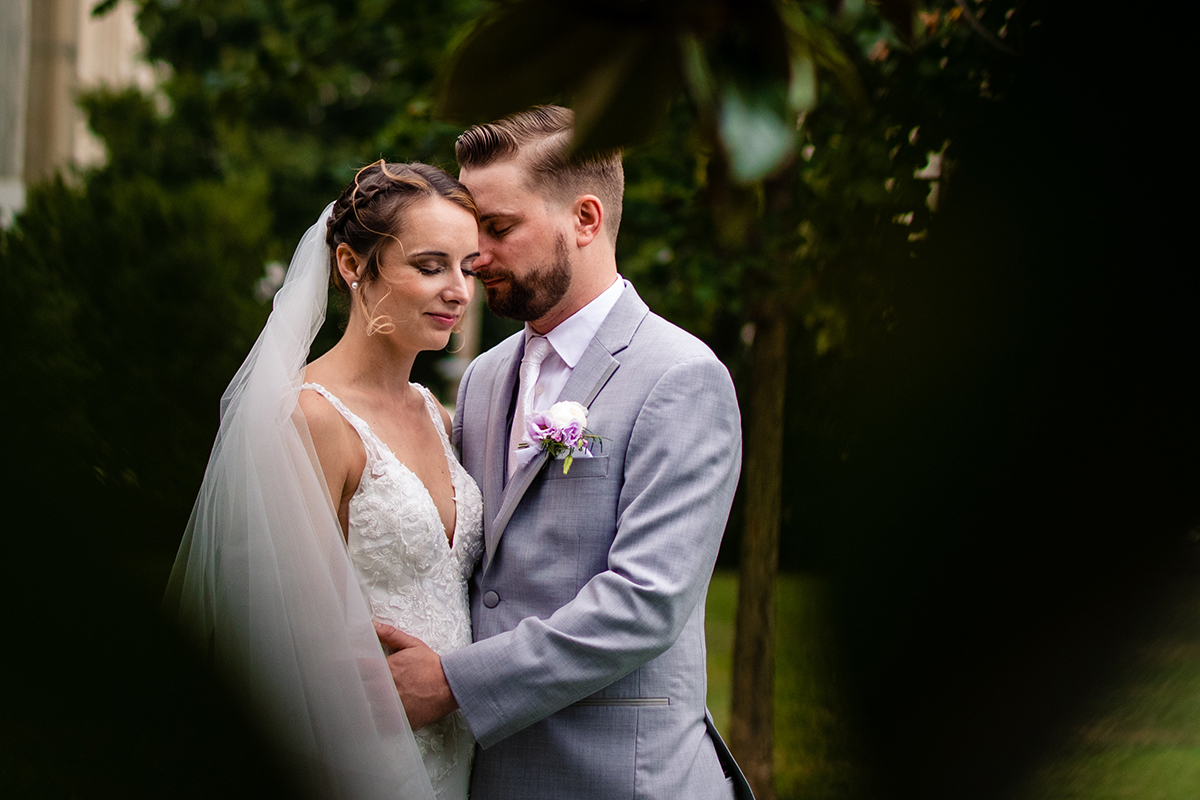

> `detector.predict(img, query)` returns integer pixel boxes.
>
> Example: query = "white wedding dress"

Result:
[302,381,484,800]
[167,205,479,799]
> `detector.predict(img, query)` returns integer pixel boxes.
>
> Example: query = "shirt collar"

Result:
[525,277,625,368]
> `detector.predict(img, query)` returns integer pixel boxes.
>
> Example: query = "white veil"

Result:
[164,204,436,800]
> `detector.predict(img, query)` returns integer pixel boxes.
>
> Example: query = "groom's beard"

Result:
[483,233,572,322]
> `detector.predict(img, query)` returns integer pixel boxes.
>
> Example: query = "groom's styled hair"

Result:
[455,105,624,245]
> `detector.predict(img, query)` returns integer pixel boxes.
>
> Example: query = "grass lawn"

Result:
[1014,576,1200,800]
[707,568,1200,799]
[108,560,1200,798]
[706,570,867,800]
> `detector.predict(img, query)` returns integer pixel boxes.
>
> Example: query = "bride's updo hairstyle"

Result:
[326,160,477,334]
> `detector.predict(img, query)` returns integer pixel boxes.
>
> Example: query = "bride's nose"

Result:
[443,268,472,304]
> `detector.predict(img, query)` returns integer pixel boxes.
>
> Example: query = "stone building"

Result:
[1,0,154,226]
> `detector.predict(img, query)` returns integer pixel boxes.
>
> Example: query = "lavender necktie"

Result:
[509,335,554,476]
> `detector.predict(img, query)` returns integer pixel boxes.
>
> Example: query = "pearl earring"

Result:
[351,281,359,290]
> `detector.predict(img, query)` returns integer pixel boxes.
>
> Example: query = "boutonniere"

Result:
[520,400,601,474]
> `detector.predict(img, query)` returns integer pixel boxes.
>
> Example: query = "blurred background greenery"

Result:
[1,1,1195,798]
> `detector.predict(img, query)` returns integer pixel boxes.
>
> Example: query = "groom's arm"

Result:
[451,357,477,454]
[440,353,742,747]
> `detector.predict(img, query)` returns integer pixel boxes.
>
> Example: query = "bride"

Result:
[165,161,484,800]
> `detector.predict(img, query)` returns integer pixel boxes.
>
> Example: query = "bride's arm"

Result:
[298,390,362,538]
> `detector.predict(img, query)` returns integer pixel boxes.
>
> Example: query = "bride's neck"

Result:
[317,322,418,396]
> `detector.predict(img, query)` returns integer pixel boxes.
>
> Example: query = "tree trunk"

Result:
[729,310,787,800]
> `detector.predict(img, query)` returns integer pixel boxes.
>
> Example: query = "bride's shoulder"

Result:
[298,385,356,450]
[298,384,337,423]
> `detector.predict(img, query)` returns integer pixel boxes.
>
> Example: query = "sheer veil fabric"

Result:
[164,205,436,800]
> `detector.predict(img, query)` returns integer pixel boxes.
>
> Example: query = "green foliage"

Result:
[616,102,744,343]
[1,88,272,542]
[438,0,884,179]
[614,1,984,353]
[135,0,486,242]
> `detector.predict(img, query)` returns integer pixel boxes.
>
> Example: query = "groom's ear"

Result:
[572,195,604,248]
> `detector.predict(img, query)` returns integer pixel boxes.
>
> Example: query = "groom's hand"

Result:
[373,621,459,730]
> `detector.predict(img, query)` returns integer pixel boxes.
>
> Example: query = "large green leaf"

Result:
[718,85,795,182]
[569,29,683,153]
[436,0,885,179]
[437,0,683,152]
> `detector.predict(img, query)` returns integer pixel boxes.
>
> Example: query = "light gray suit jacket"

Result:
[443,284,751,800]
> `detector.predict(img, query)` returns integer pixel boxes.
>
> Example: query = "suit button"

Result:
[483,590,500,608]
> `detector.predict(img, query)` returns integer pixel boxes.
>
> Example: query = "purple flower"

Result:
[527,409,584,447]
[525,401,595,472]
[526,411,555,442]
[559,419,583,448]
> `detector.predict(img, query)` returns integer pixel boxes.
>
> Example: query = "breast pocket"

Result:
[542,455,610,480]
[527,456,617,588]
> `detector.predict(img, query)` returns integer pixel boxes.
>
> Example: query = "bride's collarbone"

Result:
[372,411,447,475]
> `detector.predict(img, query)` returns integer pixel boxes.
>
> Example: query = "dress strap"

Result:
[413,385,456,462]
[300,382,389,464]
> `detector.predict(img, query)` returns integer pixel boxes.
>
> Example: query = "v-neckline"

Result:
[365,416,460,550]
[305,382,460,548]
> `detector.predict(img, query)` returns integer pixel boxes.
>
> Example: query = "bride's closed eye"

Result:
[414,260,445,275]
[411,254,459,276]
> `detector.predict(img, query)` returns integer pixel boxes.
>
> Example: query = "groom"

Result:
[379,105,751,800]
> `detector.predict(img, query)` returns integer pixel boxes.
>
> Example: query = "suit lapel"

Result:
[480,336,522,557]
[483,286,650,568]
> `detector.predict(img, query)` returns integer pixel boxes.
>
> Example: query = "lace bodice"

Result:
[302,382,483,800]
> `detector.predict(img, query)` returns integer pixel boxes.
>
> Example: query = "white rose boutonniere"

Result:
[522,400,601,474]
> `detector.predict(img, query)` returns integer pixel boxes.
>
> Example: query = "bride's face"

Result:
[365,196,479,352]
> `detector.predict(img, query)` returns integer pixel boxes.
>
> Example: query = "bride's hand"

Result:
[373,621,460,730]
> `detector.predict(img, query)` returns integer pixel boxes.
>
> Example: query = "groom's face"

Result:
[459,160,574,323]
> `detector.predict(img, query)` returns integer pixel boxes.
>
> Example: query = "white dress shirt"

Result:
[525,276,625,414]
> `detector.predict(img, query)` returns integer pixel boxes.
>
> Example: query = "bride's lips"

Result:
[426,312,458,328]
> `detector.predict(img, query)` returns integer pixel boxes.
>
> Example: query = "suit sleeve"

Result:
[451,357,476,455]
[441,354,742,747]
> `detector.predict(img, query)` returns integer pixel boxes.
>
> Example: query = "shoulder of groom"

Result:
[473,330,524,371]
[635,311,723,366]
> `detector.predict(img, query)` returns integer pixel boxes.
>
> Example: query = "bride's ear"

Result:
[335,243,363,288]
